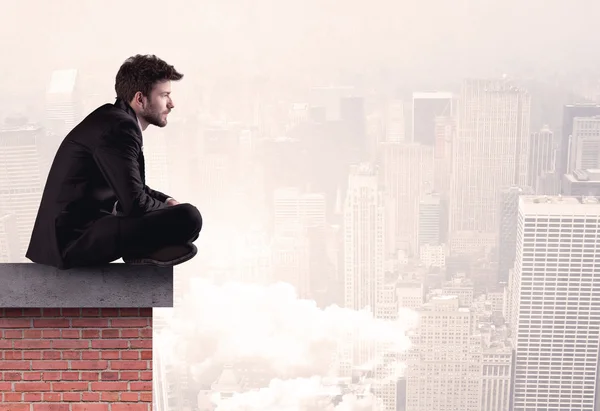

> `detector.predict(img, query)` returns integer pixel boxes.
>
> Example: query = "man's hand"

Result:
[166,198,180,207]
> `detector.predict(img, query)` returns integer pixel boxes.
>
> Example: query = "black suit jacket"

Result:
[26,98,170,269]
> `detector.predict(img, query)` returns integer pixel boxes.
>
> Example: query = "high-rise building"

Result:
[379,142,434,255]
[418,192,441,248]
[412,92,453,145]
[567,115,600,173]
[497,186,533,284]
[0,124,44,261]
[45,68,81,138]
[273,188,326,232]
[528,125,555,192]
[405,296,481,411]
[450,79,531,239]
[559,104,600,176]
[562,169,600,196]
[510,195,600,411]
[385,99,406,143]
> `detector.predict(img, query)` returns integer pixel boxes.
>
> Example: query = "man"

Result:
[26,54,202,270]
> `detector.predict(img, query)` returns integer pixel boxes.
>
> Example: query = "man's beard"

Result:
[141,104,168,127]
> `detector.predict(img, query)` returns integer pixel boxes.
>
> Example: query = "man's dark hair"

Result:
[115,54,184,103]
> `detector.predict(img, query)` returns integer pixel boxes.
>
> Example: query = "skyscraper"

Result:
[412,92,453,145]
[510,195,600,411]
[559,104,600,176]
[567,115,600,173]
[528,125,555,192]
[450,79,531,238]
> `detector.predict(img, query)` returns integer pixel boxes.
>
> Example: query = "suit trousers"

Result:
[62,203,202,267]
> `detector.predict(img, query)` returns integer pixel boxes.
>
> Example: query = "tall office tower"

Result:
[412,92,453,145]
[481,345,512,411]
[568,115,600,173]
[510,196,600,411]
[528,125,555,192]
[433,115,454,195]
[497,186,533,284]
[273,188,326,232]
[343,163,385,372]
[418,192,442,249]
[405,296,482,411]
[271,224,311,299]
[379,142,434,255]
[45,69,81,156]
[562,169,600,196]
[0,124,44,261]
[450,79,531,239]
[559,103,600,176]
[0,214,19,263]
[385,99,406,143]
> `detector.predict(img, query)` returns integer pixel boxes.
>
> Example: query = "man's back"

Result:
[26,99,143,269]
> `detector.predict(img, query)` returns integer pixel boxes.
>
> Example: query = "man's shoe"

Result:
[123,243,197,267]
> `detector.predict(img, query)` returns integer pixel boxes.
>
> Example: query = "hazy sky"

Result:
[1,0,599,92]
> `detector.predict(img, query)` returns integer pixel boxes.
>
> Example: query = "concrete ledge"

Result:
[0,263,173,308]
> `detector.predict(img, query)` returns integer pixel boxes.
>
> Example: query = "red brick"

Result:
[140,392,152,402]
[24,330,43,339]
[52,340,89,349]
[140,371,152,381]
[33,319,70,328]
[100,391,119,402]
[4,351,23,360]
[92,340,129,349]
[0,340,13,350]
[100,372,119,381]
[120,329,139,338]
[63,351,82,360]
[4,372,23,380]
[121,351,139,360]
[100,351,120,360]
[61,329,81,339]
[33,404,69,411]
[111,318,149,328]
[14,382,52,392]
[62,392,81,402]
[40,308,61,317]
[0,404,29,411]
[22,372,42,380]
[40,330,60,339]
[31,361,69,370]
[119,308,140,316]
[60,372,80,381]
[82,330,100,339]
[82,351,100,360]
[41,372,61,381]
[2,309,24,317]
[0,361,30,370]
[71,319,109,328]
[3,393,23,401]
[0,382,12,390]
[119,372,139,380]
[42,351,62,360]
[61,308,81,317]
[70,361,109,370]
[4,330,24,339]
[140,350,152,360]
[130,340,151,350]
[112,405,149,411]
[24,392,43,402]
[81,308,101,317]
[110,361,147,370]
[100,308,119,317]
[120,392,140,401]
[52,381,89,391]
[81,392,101,402]
[80,372,100,381]
[130,381,152,391]
[23,351,42,360]
[101,329,120,338]
[22,308,42,317]
[139,308,152,317]
[41,392,62,402]
[15,340,52,350]
[91,381,129,391]
[73,404,109,411]
[139,329,152,338]
[0,319,30,328]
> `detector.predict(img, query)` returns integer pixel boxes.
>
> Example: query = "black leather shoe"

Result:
[123,243,197,267]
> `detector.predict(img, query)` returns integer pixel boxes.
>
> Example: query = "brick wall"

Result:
[0,308,153,411]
